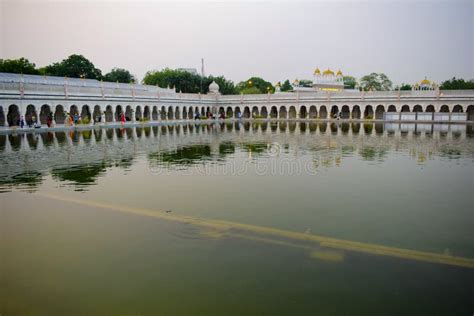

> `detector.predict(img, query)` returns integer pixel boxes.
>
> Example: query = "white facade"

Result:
[0,73,473,129]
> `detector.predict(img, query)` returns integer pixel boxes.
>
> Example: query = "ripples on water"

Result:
[0,122,473,193]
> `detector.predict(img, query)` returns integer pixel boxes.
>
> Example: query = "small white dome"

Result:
[208,81,220,94]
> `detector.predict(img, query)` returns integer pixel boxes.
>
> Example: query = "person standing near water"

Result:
[120,113,125,125]
[47,114,53,128]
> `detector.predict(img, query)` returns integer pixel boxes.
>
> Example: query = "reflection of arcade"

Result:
[0,122,472,192]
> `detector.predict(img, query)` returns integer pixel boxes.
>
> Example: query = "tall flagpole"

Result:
[200,58,204,93]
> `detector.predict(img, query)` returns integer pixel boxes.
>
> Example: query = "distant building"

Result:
[290,68,346,92]
[177,68,198,75]
[412,77,437,91]
[312,68,344,91]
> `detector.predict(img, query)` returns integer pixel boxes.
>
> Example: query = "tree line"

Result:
[1,56,473,93]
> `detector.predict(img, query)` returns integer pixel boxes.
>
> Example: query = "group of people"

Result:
[8,114,54,128]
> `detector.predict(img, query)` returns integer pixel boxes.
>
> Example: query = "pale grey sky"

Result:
[1,0,473,85]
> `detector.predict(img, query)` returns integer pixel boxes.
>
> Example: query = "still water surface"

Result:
[1,122,473,315]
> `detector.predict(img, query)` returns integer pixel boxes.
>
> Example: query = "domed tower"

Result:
[336,69,343,82]
[208,81,220,95]
[312,67,344,91]
[275,81,281,93]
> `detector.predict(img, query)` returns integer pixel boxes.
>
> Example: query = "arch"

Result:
[167,106,174,120]
[152,106,159,120]
[319,106,328,119]
[352,105,361,119]
[26,104,38,126]
[54,105,66,124]
[401,105,410,112]
[309,106,317,119]
[144,106,151,120]
[161,106,167,120]
[388,105,396,112]
[200,107,205,118]
[69,105,79,117]
[440,105,449,113]
[105,105,114,122]
[261,106,268,118]
[251,106,259,118]
[0,106,5,126]
[175,106,180,120]
[125,105,133,121]
[39,104,52,124]
[330,105,339,118]
[364,105,374,119]
[452,105,463,113]
[467,105,474,121]
[218,106,225,118]
[243,106,251,118]
[279,106,287,119]
[270,106,278,118]
[413,105,423,112]
[289,106,297,119]
[115,105,123,121]
[300,106,307,119]
[81,105,91,122]
[426,105,435,112]
[7,104,20,126]
[234,106,241,118]
[375,105,385,120]
[206,107,211,118]
[93,105,102,123]
[182,107,188,120]
[341,105,350,119]
[136,106,143,121]
[226,106,233,118]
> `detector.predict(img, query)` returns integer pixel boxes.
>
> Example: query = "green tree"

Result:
[104,68,136,83]
[239,87,262,94]
[237,77,274,94]
[0,57,40,75]
[280,79,292,92]
[396,83,412,90]
[343,76,357,89]
[440,77,474,90]
[43,54,102,79]
[143,68,202,93]
[360,73,392,91]
[299,79,313,87]
[142,68,237,94]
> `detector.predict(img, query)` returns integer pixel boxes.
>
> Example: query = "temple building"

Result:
[312,68,344,91]
[412,77,437,91]
[289,68,346,92]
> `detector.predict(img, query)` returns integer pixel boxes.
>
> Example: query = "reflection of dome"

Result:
[208,81,220,94]
[323,68,334,75]
[314,68,321,75]
[336,70,343,76]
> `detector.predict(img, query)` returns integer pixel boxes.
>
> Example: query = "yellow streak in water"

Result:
[34,192,474,269]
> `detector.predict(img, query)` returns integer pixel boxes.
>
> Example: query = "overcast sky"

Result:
[1,0,473,85]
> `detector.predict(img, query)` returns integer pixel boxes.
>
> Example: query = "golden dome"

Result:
[336,69,343,76]
[276,81,281,87]
[323,68,334,75]
[293,79,299,85]
[421,77,431,85]
[314,68,321,75]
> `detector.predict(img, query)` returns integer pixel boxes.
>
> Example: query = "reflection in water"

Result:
[1,122,473,315]
[0,122,472,192]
